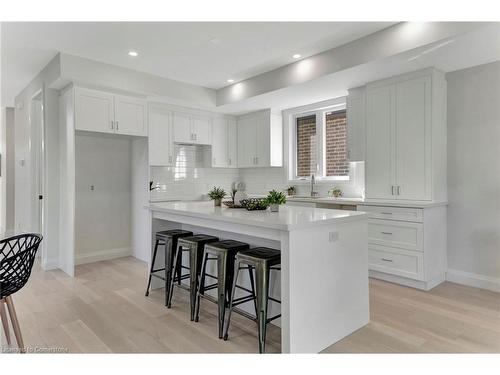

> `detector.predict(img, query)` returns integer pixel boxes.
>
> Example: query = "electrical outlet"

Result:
[329,231,339,242]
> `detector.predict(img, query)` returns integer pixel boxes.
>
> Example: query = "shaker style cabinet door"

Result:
[172,112,192,143]
[395,76,432,201]
[74,88,115,133]
[346,87,366,161]
[211,118,228,167]
[227,119,238,167]
[148,110,173,166]
[255,114,270,167]
[114,95,148,136]
[237,116,257,167]
[365,85,396,200]
[192,116,212,145]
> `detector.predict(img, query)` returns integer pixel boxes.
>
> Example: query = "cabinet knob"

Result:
[110,120,114,130]
[116,121,119,131]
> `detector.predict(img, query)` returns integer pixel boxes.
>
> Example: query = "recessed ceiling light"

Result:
[227,79,234,83]
[292,54,302,59]
[128,51,139,57]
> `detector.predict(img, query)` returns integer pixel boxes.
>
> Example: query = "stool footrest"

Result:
[151,273,166,281]
[267,314,281,324]
[232,295,256,306]
[268,296,281,304]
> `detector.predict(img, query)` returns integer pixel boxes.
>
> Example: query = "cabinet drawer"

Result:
[358,205,423,222]
[369,245,424,280]
[368,219,423,251]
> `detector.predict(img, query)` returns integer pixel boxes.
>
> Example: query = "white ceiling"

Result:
[1,21,394,106]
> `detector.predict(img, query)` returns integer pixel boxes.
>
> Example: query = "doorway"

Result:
[30,89,46,262]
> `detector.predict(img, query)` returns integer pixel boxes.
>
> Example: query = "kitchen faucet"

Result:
[310,174,318,197]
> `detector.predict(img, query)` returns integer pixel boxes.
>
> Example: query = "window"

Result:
[293,104,348,180]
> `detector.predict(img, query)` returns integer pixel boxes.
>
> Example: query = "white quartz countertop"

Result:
[148,201,367,231]
[287,196,447,208]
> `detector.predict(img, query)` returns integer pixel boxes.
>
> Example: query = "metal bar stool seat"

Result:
[145,229,193,306]
[194,240,254,339]
[167,234,219,320]
[223,247,281,353]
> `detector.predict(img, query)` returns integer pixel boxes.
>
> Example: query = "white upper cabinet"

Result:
[346,87,366,162]
[114,95,148,136]
[148,106,173,166]
[211,118,228,167]
[172,112,212,145]
[74,87,147,137]
[227,119,238,167]
[237,109,282,168]
[74,88,114,133]
[364,68,447,202]
[172,112,192,143]
[192,116,211,145]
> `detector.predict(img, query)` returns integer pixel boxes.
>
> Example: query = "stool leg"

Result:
[145,239,160,296]
[0,298,11,345]
[164,237,173,306]
[5,296,24,353]
[255,264,270,354]
[223,261,241,341]
[247,266,258,319]
[167,243,183,308]
[189,244,199,321]
[194,251,209,322]
[216,253,228,339]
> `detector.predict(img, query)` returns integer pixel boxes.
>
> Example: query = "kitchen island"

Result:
[148,201,369,353]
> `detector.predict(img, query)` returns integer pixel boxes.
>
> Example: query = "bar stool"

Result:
[167,234,219,320]
[223,247,281,354]
[145,229,193,305]
[194,240,254,339]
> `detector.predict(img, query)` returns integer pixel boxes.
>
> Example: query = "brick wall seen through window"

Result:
[296,115,317,177]
[325,110,348,176]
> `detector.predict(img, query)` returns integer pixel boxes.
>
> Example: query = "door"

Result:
[211,118,227,167]
[192,115,211,145]
[227,119,238,167]
[149,110,173,166]
[74,88,114,133]
[237,116,256,167]
[395,77,432,200]
[114,95,147,136]
[255,114,270,167]
[365,85,396,199]
[172,112,192,143]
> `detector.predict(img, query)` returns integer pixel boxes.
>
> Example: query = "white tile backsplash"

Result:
[150,144,239,201]
[151,144,365,201]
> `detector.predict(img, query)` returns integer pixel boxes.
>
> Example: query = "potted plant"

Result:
[286,185,296,196]
[208,186,226,207]
[266,189,287,212]
[329,187,343,198]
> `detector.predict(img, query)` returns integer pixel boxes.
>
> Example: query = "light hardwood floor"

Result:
[1,256,499,353]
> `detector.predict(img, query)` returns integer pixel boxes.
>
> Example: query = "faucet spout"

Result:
[310,174,318,197]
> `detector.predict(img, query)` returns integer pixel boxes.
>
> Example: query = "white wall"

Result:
[5,107,15,230]
[446,61,500,291]
[75,133,132,262]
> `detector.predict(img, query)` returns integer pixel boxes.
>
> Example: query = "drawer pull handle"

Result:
[381,232,393,235]
[381,212,393,215]
[381,258,393,262]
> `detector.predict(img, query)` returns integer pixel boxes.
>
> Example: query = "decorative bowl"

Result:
[223,201,244,208]
[239,198,269,211]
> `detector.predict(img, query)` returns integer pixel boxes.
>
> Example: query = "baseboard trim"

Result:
[42,258,59,270]
[75,247,132,265]
[446,269,500,292]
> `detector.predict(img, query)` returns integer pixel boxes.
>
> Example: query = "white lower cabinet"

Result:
[359,204,447,291]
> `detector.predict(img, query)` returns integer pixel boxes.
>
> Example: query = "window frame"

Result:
[290,101,348,182]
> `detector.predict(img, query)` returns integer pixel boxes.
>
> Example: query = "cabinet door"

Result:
[74,88,114,133]
[237,116,256,167]
[346,88,365,161]
[395,77,432,200]
[255,114,270,167]
[365,85,396,199]
[227,119,238,167]
[149,110,173,166]
[192,116,212,145]
[114,95,147,136]
[211,118,228,167]
[172,112,192,143]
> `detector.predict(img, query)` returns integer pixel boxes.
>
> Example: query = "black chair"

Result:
[1,233,43,353]
[145,229,193,305]
[223,247,281,353]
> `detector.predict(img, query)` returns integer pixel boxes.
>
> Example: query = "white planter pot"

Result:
[270,204,279,212]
